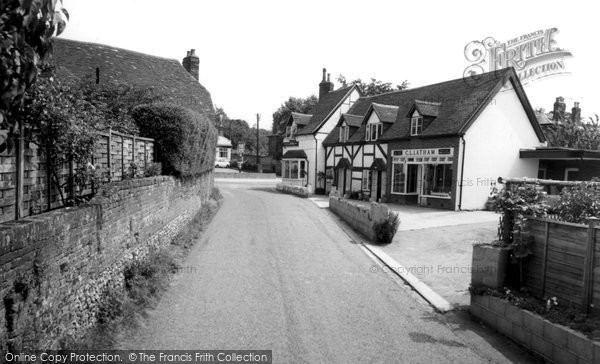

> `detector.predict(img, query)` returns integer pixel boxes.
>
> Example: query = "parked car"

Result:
[215,158,230,168]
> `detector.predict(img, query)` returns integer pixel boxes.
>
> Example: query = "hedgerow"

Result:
[132,103,217,177]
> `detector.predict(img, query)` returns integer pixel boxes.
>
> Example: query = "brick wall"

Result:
[0,171,213,350]
[329,196,389,241]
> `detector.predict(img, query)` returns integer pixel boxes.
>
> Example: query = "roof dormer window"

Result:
[410,112,423,136]
[339,124,349,142]
[366,123,383,141]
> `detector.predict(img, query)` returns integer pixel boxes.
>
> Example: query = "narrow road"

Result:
[124,179,526,363]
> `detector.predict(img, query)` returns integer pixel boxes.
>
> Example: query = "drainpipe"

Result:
[458,135,466,210]
[313,134,319,191]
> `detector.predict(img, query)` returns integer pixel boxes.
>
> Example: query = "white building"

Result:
[280,69,361,193]
[215,135,232,167]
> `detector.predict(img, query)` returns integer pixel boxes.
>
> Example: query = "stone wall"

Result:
[329,196,389,241]
[0,172,213,350]
[276,183,309,198]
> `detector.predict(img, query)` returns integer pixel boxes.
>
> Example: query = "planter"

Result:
[471,295,600,364]
[472,244,510,289]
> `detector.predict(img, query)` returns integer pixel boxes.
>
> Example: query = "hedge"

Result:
[132,103,217,177]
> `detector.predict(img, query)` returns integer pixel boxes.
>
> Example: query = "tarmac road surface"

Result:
[124,179,537,363]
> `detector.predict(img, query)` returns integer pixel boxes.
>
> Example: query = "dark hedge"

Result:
[132,103,217,177]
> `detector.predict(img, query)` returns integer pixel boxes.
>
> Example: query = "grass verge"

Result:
[62,191,222,349]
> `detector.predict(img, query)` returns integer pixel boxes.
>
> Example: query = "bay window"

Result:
[281,159,306,180]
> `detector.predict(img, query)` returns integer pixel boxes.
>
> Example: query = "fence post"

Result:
[540,220,550,297]
[121,135,125,180]
[15,124,24,220]
[583,217,599,313]
[107,128,112,182]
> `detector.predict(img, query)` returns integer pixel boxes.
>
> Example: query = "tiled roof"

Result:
[291,112,312,126]
[217,135,232,147]
[342,114,363,127]
[325,68,543,145]
[282,150,308,159]
[50,38,214,116]
[372,103,399,123]
[535,110,553,125]
[413,100,441,117]
[297,85,356,135]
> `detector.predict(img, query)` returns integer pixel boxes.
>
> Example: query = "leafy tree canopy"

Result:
[0,0,69,131]
[271,95,318,134]
[336,75,409,97]
[541,110,600,150]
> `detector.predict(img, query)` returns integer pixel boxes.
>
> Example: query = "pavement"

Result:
[121,179,538,363]
[309,197,499,308]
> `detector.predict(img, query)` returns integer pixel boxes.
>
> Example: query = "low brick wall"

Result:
[0,172,213,350]
[214,172,277,179]
[329,197,389,241]
[276,183,309,198]
[471,295,600,364]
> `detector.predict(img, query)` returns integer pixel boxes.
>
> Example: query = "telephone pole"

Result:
[256,113,261,172]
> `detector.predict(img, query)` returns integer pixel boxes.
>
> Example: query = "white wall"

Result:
[461,82,543,209]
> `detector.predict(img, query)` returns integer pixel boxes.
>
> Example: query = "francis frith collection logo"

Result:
[463,28,572,85]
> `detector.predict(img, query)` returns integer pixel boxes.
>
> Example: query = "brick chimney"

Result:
[571,102,581,122]
[319,68,334,100]
[182,49,199,80]
[552,96,566,121]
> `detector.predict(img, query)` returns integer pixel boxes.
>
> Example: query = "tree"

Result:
[336,75,409,96]
[271,95,318,134]
[0,0,69,131]
[542,112,600,150]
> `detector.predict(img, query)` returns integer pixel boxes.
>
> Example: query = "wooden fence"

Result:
[0,129,155,223]
[522,216,599,313]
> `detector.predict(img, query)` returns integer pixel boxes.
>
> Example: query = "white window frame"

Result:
[365,122,383,141]
[411,116,423,136]
[564,168,579,181]
[282,159,306,180]
[339,125,349,143]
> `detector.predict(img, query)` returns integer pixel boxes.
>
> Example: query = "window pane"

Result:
[371,125,377,140]
[392,164,405,193]
[282,161,288,178]
[291,161,298,179]
[300,161,306,178]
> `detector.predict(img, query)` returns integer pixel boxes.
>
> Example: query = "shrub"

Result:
[210,187,223,201]
[132,103,218,177]
[229,160,239,169]
[555,180,600,223]
[373,212,400,245]
[144,162,162,177]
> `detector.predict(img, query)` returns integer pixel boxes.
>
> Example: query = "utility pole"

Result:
[256,113,261,172]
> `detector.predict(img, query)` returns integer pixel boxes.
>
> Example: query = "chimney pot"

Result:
[322,68,326,81]
[182,49,200,81]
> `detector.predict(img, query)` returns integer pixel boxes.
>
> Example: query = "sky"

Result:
[59,0,600,129]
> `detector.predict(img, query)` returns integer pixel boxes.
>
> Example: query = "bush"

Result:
[229,160,239,169]
[555,180,600,223]
[373,212,400,245]
[132,103,217,177]
[210,187,223,201]
[144,162,162,177]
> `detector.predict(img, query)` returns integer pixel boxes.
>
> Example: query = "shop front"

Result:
[389,147,456,209]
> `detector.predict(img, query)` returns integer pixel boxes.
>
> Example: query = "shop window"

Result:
[282,161,289,178]
[290,161,299,179]
[411,116,423,136]
[392,164,405,193]
[423,164,452,196]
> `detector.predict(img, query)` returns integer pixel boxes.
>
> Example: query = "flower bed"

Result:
[470,292,600,364]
